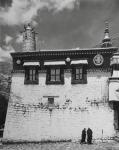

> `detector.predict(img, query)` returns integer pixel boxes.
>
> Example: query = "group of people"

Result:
[80,128,93,144]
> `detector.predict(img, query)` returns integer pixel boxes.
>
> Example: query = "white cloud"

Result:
[0,0,80,25]
[16,34,23,43]
[49,0,78,12]
[31,20,38,27]
[5,35,13,44]
[0,45,15,62]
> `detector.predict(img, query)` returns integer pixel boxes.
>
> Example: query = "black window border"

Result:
[46,67,64,85]
[24,66,39,85]
[71,65,87,84]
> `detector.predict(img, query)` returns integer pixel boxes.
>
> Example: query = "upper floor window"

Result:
[51,68,60,81]
[72,66,87,84]
[24,67,38,84]
[75,68,83,80]
[46,68,64,84]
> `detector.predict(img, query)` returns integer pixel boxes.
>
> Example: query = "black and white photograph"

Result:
[0,0,119,149]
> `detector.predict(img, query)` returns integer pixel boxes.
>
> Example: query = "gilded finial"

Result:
[106,21,109,29]
[104,21,109,33]
[101,21,112,47]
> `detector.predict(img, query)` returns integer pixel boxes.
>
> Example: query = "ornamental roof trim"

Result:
[11,47,118,57]
[40,47,117,52]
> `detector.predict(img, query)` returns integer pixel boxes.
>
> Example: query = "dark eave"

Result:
[11,47,118,58]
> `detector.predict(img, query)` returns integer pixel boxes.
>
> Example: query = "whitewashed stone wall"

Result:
[3,70,115,142]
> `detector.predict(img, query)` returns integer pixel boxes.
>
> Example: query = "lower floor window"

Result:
[48,97,55,110]
[48,97,54,105]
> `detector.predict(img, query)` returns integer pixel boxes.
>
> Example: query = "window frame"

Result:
[46,67,64,85]
[24,66,39,84]
[71,65,87,84]
[48,97,55,109]
[50,68,61,82]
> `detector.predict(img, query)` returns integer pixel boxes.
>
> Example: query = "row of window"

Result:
[24,67,87,84]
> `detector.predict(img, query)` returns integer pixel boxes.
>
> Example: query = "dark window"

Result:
[46,68,64,84]
[72,66,87,84]
[51,68,60,81]
[24,67,38,84]
[75,68,83,80]
[48,97,54,108]
[48,98,54,105]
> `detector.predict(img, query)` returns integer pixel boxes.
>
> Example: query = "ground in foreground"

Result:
[0,140,119,150]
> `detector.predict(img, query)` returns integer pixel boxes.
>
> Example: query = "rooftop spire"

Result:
[104,21,110,39]
[101,21,112,47]
[22,23,36,52]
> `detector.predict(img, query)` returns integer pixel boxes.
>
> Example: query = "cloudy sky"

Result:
[0,0,119,62]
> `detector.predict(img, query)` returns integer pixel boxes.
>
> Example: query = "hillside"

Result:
[0,73,11,128]
[0,61,12,75]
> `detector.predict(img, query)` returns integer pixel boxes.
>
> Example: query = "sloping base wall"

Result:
[3,103,114,142]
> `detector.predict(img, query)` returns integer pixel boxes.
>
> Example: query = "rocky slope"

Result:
[0,73,11,128]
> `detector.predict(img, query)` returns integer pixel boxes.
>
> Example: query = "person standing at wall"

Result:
[87,128,93,144]
[80,128,86,144]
